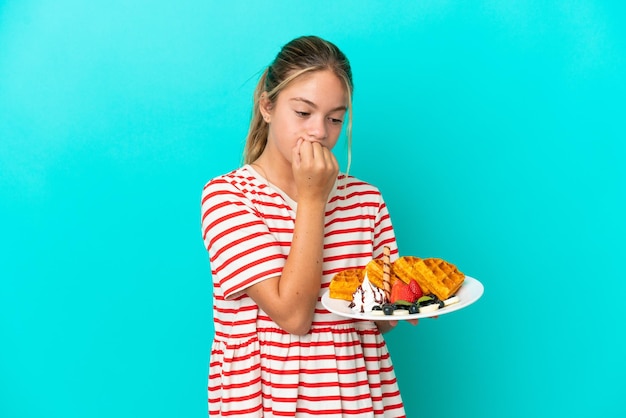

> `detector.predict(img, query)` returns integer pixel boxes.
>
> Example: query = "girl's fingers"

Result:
[295,139,314,166]
[322,145,339,169]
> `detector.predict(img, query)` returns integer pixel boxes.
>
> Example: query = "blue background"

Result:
[2,1,625,417]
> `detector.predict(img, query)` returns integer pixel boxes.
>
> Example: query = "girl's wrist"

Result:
[296,198,327,212]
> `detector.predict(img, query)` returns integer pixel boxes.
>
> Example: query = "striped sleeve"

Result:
[201,177,287,299]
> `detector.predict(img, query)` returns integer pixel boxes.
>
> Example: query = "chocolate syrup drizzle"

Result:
[348,283,385,313]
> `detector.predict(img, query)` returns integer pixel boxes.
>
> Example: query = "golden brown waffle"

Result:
[393,256,465,300]
[393,256,427,289]
[365,259,400,290]
[365,259,384,289]
[329,268,365,301]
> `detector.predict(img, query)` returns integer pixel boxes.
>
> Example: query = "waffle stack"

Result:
[329,256,465,302]
[393,256,465,300]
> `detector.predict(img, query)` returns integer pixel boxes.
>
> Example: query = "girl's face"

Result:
[261,69,348,165]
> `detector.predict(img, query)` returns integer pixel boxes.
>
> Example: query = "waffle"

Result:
[392,256,427,288]
[393,256,465,300]
[329,268,365,301]
[365,258,400,290]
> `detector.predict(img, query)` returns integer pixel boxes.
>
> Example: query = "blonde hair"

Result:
[243,36,354,169]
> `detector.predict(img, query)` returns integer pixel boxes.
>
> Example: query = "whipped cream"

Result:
[350,273,386,313]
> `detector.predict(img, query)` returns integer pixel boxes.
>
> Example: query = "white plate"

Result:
[321,276,484,321]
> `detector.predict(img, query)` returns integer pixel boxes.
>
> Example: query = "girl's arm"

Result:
[246,140,338,335]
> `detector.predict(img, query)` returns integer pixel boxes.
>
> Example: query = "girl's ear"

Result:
[259,92,273,123]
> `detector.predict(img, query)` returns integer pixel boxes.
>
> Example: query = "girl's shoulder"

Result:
[201,165,283,210]
[336,173,383,195]
[202,166,263,194]
[203,166,251,186]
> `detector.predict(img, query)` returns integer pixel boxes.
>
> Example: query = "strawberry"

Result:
[409,279,423,299]
[390,280,417,303]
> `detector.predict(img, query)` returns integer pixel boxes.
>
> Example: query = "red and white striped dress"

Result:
[201,165,406,417]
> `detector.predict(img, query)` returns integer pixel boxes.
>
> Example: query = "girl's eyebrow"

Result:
[290,97,347,112]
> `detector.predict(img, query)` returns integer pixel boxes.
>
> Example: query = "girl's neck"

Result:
[250,158,298,201]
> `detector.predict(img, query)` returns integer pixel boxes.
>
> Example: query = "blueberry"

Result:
[430,295,445,308]
[408,304,419,314]
[382,303,395,316]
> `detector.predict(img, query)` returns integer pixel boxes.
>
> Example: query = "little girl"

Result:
[201,35,409,417]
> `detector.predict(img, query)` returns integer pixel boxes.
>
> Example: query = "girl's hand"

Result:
[292,138,338,203]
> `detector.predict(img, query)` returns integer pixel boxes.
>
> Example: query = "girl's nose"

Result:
[306,117,328,141]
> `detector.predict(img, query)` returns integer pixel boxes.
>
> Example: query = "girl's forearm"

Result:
[276,200,327,333]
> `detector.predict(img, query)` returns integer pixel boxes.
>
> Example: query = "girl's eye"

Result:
[295,111,310,117]
[329,118,343,124]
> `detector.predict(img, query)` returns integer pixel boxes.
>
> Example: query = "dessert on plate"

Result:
[329,247,465,316]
